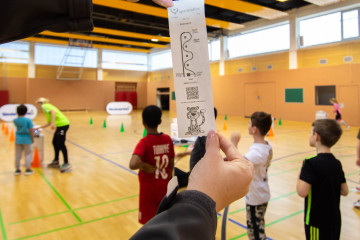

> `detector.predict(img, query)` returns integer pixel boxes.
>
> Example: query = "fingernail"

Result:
[208,130,216,138]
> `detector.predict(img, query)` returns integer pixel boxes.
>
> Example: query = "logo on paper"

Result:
[170,8,178,14]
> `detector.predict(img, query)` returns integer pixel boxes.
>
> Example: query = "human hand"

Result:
[50,123,55,130]
[230,132,241,148]
[152,0,173,8]
[140,162,157,173]
[187,131,253,212]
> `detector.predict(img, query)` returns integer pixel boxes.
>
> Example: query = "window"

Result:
[208,39,220,61]
[102,50,147,71]
[150,50,173,71]
[35,44,97,68]
[0,41,29,63]
[343,10,359,39]
[315,86,335,105]
[228,24,290,58]
[300,12,342,47]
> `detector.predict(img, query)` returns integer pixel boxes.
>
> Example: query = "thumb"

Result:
[204,130,221,160]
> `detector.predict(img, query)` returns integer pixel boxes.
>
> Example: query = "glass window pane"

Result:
[300,12,341,47]
[102,50,147,71]
[0,41,29,63]
[210,40,220,61]
[35,44,97,68]
[228,24,289,58]
[150,50,173,71]
[343,10,359,39]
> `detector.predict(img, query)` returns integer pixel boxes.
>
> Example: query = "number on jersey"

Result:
[154,155,169,179]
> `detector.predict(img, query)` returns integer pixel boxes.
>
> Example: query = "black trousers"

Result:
[52,125,69,164]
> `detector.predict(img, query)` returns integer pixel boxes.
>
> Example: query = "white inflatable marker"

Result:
[168,0,215,138]
[0,104,38,122]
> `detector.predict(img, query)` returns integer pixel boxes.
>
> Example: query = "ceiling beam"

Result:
[39,31,166,48]
[93,27,170,42]
[25,37,150,53]
[205,0,288,20]
[93,0,244,30]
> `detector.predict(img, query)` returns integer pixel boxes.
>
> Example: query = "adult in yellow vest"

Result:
[36,98,71,172]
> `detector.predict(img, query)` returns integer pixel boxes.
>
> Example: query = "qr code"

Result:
[186,87,199,100]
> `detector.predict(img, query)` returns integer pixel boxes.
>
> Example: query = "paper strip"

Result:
[168,0,216,138]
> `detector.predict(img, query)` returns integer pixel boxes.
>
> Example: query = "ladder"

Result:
[56,42,89,80]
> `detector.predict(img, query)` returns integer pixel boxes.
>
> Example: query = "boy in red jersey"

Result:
[129,105,175,224]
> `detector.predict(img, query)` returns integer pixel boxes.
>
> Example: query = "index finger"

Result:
[218,133,243,161]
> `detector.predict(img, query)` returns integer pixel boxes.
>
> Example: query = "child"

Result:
[329,98,349,130]
[243,112,273,240]
[297,119,348,239]
[129,105,175,224]
[353,129,360,208]
[13,104,35,175]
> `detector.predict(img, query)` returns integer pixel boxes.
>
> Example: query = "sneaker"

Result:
[60,163,72,173]
[47,161,60,168]
[346,126,350,131]
[25,169,34,176]
[354,200,360,209]
[355,186,360,193]
[14,170,21,176]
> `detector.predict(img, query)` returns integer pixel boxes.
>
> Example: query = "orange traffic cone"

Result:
[223,121,228,131]
[32,148,41,168]
[9,129,15,141]
[4,124,9,135]
[268,126,274,137]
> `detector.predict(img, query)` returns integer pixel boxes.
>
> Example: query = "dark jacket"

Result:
[0,0,93,44]
[130,188,217,240]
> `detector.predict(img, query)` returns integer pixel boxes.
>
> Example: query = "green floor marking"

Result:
[229,191,297,215]
[345,170,360,177]
[0,205,7,240]
[36,169,82,223]
[265,210,303,227]
[229,210,304,239]
[14,208,138,240]
[8,194,138,225]
[269,167,301,177]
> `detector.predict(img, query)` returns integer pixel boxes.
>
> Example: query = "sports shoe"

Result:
[25,169,34,176]
[355,186,360,193]
[354,200,360,209]
[60,163,72,173]
[346,126,350,131]
[47,161,60,168]
[14,170,21,176]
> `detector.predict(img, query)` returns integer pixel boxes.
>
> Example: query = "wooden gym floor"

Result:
[0,110,359,240]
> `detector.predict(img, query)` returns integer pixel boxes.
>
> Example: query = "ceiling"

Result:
[26,0,345,53]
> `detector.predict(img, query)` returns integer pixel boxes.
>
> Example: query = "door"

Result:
[337,85,359,125]
[244,83,276,117]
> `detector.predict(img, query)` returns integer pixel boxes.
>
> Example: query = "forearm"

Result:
[40,122,51,129]
[0,0,93,44]
[130,190,217,240]
[29,129,34,143]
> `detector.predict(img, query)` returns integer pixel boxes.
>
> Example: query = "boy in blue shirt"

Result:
[13,104,35,175]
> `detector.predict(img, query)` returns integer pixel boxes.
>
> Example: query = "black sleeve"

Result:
[299,159,316,184]
[189,136,206,170]
[130,190,217,240]
[0,0,93,44]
